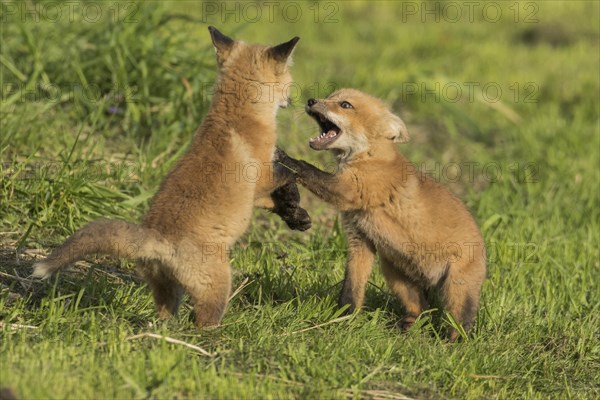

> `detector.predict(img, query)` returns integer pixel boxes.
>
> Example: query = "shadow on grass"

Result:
[362,281,466,341]
[0,246,156,327]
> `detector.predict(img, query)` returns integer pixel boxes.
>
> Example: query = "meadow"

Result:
[1,1,599,398]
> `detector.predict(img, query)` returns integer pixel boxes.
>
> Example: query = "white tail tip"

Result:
[32,262,53,279]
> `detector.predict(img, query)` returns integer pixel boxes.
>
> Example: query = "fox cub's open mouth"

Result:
[307,108,342,150]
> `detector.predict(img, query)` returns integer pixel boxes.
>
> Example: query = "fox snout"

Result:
[305,98,329,118]
[305,98,320,114]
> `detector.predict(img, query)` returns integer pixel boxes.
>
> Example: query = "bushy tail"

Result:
[32,219,174,279]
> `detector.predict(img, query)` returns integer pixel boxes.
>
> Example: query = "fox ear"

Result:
[208,26,234,63]
[267,37,300,63]
[387,113,410,143]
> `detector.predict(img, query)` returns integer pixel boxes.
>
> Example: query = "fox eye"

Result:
[340,101,353,109]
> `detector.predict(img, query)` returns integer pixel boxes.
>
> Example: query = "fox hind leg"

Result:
[139,260,183,319]
[170,256,231,328]
[187,262,231,328]
[440,260,485,341]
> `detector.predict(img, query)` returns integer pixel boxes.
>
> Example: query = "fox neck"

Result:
[212,90,278,129]
[190,78,278,160]
[213,71,283,117]
[336,141,399,165]
[203,78,279,134]
[332,148,355,166]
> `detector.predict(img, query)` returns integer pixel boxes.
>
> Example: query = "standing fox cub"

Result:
[278,89,486,340]
[33,27,310,327]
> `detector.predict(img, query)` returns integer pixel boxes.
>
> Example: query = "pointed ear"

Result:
[387,113,410,143]
[208,26,234,62]
[267,36,300,63]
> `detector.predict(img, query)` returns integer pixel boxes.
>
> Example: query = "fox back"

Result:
[34,27,301,328]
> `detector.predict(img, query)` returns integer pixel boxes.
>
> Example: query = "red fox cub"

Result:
[33,27,308,328]
[277,88,486,340]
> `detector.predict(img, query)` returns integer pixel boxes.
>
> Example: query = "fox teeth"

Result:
[310,130,338,142]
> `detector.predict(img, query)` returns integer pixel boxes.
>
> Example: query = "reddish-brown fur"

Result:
[33,28,301,328]
[279,89,486,340]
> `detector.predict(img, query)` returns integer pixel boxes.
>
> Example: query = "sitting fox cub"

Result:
[278,89,486,340]
[33,27,310,328]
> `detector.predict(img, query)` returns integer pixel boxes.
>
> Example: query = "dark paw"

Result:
[337,301,356,316]
[397,316,417,332]
[273,147,289,163]
[273,147,299,172]
[270,181,311,231]
[273,147,295,169]
[282,207,312,231]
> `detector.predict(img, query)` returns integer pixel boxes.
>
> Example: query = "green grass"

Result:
[1,1,599,398]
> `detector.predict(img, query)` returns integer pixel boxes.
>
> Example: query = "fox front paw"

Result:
[270,182,312,231]
[281,206,312,231]
[274,148,302,173]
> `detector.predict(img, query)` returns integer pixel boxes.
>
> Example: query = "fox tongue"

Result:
[310,130,338,143]
[323,130,337,139]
